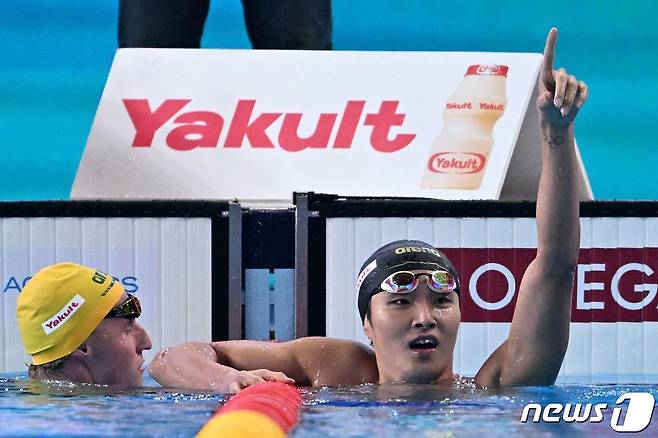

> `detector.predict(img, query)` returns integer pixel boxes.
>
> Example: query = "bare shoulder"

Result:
[289,337,373,352]
[288,337,379,386]
[287,337,376,366]
[209,336,378,387]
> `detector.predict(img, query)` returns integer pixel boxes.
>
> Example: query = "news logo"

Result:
[520,392,655,432]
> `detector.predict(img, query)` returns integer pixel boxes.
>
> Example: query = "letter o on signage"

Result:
[469,263,516,310]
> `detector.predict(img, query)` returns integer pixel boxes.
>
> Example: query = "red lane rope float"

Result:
[196,382,302,437]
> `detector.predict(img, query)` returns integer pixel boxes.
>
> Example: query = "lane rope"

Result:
[196,381,302,437]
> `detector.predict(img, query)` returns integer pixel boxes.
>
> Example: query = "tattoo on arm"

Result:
[545,135,565,147]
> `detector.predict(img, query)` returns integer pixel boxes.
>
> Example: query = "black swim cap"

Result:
[356,239,460,323]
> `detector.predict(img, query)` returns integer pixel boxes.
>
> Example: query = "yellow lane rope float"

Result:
[196,381,302,437]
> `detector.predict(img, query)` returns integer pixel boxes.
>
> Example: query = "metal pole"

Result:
[227,201,243,340]
[294,194,309,337]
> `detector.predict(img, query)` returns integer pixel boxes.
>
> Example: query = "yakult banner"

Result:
[325,216,658,378]
[72,49,592,202]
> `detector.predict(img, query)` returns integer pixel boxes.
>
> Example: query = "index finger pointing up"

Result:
[542,28,557,88]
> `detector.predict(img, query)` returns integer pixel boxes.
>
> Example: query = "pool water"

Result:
[0,374,223,437]
[2,373,657,437]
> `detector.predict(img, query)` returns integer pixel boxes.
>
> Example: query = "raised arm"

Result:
[476,28,588,386]
[149,337,377,392]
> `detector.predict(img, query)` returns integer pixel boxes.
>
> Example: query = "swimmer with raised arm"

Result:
[150,28,588,391]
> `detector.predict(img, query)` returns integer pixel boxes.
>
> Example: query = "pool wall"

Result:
[2,198,657,382]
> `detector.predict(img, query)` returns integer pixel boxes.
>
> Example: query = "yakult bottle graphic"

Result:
[421,64,508,190]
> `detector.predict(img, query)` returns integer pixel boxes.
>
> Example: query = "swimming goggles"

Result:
[379,270,457,294]
[105,293,142,319]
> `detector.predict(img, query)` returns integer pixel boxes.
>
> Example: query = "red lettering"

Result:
[278,113,337,152]
[479,102,504,111]
[166,111,223,151]
[122,99,422,152]
[333,100,365,148]
[224,100,281,148]
[446,102,473,110]
[364,101,416,153]
[123,99,190,147]
[428,152,485,174]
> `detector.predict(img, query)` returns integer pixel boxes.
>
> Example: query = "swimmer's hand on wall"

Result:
[537,28,589,126]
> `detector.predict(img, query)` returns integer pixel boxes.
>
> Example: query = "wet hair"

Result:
[27,357,67,380]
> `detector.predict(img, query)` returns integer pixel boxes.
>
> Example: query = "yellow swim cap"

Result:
[17,263,124,365]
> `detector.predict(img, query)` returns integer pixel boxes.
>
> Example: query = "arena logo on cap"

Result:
[42,294,86,335]
[356,260,378,291]
[394,246,441,257]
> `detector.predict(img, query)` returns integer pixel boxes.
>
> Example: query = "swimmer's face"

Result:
[363,270,460,384]
[84,292,152,386]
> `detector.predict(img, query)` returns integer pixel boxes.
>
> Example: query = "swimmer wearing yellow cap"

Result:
[17,263,152,386]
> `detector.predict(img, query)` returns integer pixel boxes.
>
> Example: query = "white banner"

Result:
[72,49,592,202]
